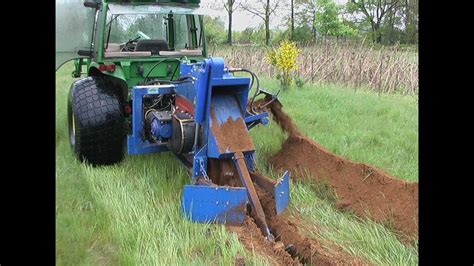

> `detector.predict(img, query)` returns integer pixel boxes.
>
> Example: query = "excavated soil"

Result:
[227,216,300,265]
[227,184,367,265]
[211,108,255,153]
[264,99,419,242]
[209,97,416,265]
[210,103,367,264]
[256,187,366,265]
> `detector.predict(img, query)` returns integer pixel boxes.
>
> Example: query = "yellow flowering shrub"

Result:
[267,40,300,90]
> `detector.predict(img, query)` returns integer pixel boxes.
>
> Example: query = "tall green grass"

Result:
[251,78,418,182]
[56,62,418,265]
[290,182,418,265]
[56,63,268,265]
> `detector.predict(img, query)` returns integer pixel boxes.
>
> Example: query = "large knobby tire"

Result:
[67,76,125,165]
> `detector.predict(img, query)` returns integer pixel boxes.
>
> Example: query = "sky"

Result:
[200,0,348,32]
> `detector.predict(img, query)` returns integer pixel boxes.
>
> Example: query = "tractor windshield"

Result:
[104,5,204,57]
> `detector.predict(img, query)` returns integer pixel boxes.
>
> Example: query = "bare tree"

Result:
[297,0,318,39]
[290,0,294,40]
[401,0,418,43]
[242,0,281,45]
[349,0,400,43]
[223,0,242,44]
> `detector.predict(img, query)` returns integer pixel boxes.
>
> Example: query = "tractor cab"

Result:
[102,4,205,58]
[56,0,214,88]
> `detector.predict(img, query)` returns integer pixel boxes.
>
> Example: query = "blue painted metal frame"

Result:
[182,185,248,225]
[207,93,253,159]
[244,112,269,126]
[124,57,291,226]
[192,146,208,182]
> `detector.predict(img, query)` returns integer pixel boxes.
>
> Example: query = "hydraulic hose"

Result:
[228,68,261,115]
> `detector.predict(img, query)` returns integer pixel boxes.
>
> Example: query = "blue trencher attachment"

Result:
[126,57,291,236]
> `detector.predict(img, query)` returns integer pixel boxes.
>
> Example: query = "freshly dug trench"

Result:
[209,106,369,264]
[255,186,366,265]
[227,216,300,265]
[264,99,418,242]
[208,161,365,264]
[227,183,367,265]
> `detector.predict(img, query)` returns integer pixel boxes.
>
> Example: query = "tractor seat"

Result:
[134,39,169,55]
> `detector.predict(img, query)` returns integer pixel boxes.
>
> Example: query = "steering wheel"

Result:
[121,36,141,52]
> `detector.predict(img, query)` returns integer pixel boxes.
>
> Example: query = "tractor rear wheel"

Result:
[67,76,125,165]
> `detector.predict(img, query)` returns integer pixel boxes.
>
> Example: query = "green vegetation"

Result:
[57,62,418,264]
[251,79,418,182]
[267,40,301,90]
[56,63,267,265]
[207,0,417,46]
[249,78,418,264]
[314,0,357,37]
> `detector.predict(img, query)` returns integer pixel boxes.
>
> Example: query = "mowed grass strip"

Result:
[56,63,268,265]
[80,154,267,265]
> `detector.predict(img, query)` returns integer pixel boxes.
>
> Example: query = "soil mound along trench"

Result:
[261,98,419,242]
[225,176,366,265]
[210,116,367,265]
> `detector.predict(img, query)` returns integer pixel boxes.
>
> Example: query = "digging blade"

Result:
[233,152,274,240]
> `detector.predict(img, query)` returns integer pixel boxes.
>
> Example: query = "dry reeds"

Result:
[209,41,418,94]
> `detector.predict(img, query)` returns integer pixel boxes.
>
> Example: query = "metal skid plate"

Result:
[182,185,248,225]
[275,171,291,215]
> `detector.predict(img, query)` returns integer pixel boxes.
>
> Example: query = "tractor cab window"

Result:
[104,9,203,58]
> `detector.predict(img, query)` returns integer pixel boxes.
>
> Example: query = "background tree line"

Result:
[207,0,418,46]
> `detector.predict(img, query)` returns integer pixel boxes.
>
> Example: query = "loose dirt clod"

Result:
[265,100,419,242]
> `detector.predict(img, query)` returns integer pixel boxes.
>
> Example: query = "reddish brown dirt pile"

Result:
[265,101,419,241]
[211,109,255,153]
[226,173,367,265]
[266,99,302,136]
[227,216,300,265]
[228,207,365,265]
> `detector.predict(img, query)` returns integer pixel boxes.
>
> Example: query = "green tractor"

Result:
[57,0,290,241]
[57,0,210,165]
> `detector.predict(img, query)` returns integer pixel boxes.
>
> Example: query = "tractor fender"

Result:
[88,62,129,104]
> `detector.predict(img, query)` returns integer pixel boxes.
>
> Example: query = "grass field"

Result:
[56,62,418,265]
